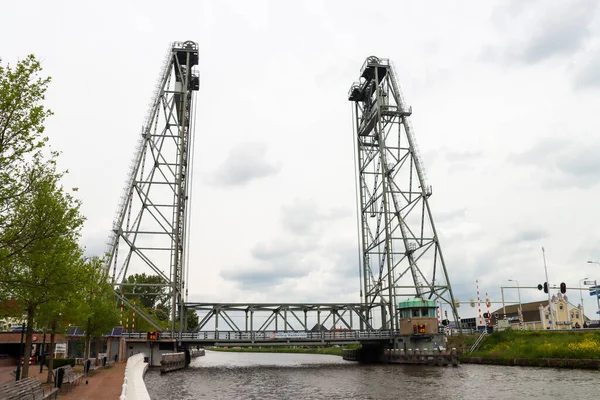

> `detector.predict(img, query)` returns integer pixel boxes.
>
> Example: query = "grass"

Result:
[208,344,361,357]
[469,329,600,360]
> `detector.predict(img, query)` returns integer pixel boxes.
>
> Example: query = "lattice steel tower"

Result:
[348,56,459,331]
[105,41,199,331]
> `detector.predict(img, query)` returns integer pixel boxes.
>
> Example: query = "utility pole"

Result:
[542,247,556,330]
[501,287,506,319]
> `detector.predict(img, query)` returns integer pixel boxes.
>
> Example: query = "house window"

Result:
[559,304,564,310]
[412,309,420,318]
[571,312,574,319]
[576,312,580,319]
[545,314,549,320]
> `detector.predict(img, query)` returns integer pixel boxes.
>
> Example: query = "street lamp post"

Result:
[579,278,588,326]
[542,247,556,330]
[509,279,522,328]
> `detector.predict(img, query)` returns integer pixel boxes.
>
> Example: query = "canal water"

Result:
[145,350,599,399]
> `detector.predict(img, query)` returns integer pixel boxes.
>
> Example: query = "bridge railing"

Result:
[120,330,400,341]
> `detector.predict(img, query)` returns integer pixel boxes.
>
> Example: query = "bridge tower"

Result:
[348,56,459,331]
[105,41,199,332]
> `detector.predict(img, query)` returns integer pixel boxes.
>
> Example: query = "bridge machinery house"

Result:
[490,293,587,330]
[397,298,446,352]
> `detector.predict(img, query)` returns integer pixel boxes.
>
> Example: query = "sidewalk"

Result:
[0,361,126,399]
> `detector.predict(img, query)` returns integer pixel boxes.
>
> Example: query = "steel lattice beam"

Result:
[185,302,375,333]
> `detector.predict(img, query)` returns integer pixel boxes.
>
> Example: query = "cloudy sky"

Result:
[3,0,600,322]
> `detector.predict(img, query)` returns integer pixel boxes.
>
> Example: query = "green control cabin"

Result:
[397,298,440,336]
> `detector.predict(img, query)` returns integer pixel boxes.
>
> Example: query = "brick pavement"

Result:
[0,361,126,399]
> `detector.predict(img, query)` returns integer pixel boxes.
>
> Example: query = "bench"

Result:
[0,376,59,400]
[83,358,101,375]
[100,355,116,368]
[53,364,83,392]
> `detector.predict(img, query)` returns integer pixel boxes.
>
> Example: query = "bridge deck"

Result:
[123,330,400,346]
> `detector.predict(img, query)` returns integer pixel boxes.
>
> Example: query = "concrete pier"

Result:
[160,352,186,373]
[343,347,459,366]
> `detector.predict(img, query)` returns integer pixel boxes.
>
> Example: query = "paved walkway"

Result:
[0,361,126,399]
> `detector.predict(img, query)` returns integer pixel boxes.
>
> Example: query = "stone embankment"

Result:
[462,357,600,369]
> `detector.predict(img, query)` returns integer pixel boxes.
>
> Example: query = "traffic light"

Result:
[483,312,489,319]
[537,284,543,291]
[413,325,418,334]
[418,324,426,334]
[147,330,160,340]
[560,282,566,294]
[543,282,548,293]
[441,319,449,326]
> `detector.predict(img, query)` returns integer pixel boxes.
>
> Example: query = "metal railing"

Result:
[469,329,488,353]
[121,329,399,342]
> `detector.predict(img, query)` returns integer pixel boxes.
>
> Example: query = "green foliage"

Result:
[0,55,55,268]
[79,257,120,358]
[45,358,75,368]
[470,330,600,360]
[123,273,168,309]
[121,273,171,331]
[186,310,199,331]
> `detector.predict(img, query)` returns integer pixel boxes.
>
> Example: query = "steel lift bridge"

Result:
[106,42,459,346]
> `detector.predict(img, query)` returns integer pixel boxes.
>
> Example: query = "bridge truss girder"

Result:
[185,303,377,333]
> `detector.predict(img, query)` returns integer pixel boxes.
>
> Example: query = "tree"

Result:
[37,285,86,383]
[0,171,85,378]
[186,310,199,331]
[121,273,170,331]
[123,273,169,310]
[0,55,54,267]
[79,257,119,362]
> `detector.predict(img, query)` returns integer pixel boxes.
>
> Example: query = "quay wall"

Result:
[462,357,600,369]
[119,353,150,400]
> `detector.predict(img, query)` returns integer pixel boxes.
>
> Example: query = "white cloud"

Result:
[209,142,280,186]
[3,0,600,322]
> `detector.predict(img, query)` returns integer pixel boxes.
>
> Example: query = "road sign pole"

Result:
[596,280,600,320]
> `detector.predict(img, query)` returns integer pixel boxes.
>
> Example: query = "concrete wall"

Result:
[120,353,150,400]
[123,340,178,367]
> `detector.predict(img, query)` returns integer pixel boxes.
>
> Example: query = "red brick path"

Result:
[0,361,126,399]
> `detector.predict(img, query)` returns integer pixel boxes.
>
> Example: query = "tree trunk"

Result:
[85,333,90,360]
[94,337,100,364]
[46,327,56,384]
[22,305,35,378]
